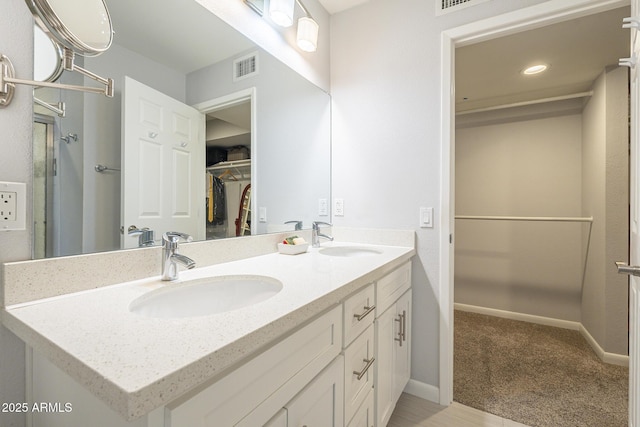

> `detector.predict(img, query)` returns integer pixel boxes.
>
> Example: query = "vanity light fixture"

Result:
[297,15,319,52]
[262,0,319,52]
[522,64,548,75]
[294,0,319,52]
[269,0,295,27]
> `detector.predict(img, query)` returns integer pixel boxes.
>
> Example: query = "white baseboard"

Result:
[455,303,581,330]
[404,379,440,403]
[455,303,629,366]
[579,324,629,367]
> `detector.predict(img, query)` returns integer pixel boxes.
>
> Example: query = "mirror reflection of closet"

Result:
[205,99,252,239]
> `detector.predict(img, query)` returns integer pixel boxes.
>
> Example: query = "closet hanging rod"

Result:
[455,215,593,223]
[206,159,251,171]
[456,91,593,116]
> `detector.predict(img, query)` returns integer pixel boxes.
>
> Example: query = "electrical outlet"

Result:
[0,182,26,231]
[1,192,17,221]
[259,207,267,222]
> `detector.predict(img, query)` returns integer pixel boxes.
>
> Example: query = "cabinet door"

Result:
[286,356,345,427]
[392,290,412,403]
[375,306,396,427]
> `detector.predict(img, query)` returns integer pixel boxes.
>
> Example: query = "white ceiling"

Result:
[456,6,630,113]
[318,0,370,15]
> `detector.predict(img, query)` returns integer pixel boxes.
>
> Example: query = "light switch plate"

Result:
[0,181,26,231]
[334,198,344,217]
[259,207,267,222]
[420,207,434,228]
[318,198,328,216]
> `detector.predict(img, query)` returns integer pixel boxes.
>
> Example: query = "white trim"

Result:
[404,379,440,403]
[580,324,630,367]
[454,303,581,331]
[439,0,630,408]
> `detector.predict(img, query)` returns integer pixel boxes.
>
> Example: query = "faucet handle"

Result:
[162,231,193,248]
[312,221,332,230]
[128,226,155,247]
[285,220,303,230]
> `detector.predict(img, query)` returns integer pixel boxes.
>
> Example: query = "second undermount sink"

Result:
[129,275,283,319]
[319,246,383,258]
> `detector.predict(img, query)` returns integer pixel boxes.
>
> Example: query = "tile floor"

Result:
[388,393,531,427]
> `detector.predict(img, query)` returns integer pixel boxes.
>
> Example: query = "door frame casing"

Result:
[192,87,258,234]
[438,0,630,406]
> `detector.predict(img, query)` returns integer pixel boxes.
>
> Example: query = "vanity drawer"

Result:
[376,262,411,314]
[344,283,375,346]
[344,324,375,425]
[347,386,374,427]
[166,305,342,427]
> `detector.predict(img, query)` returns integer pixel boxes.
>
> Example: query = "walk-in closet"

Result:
[453,7,630,426]
[204,100,252,239]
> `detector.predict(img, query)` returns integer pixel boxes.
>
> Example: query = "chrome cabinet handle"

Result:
[401,310,407,342]
[616,261,640,277]
[353,357,375,380]
[353,305,375,321]
[394,310,407,346]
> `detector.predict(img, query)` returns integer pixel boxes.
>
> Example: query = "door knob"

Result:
[615,261,640,276]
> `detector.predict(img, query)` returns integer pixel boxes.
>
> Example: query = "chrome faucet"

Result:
[312,221,333,248]
[128,225,155,247]
[285,220,303,231]
[162,232,196,281]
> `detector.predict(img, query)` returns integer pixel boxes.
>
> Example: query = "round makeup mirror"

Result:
[26,0,113,56]
[33,24,63,82]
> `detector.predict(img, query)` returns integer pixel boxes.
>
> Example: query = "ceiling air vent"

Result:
[438,0,490,15]
[233,52,259,82]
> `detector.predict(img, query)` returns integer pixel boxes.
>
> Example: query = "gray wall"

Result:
[330,0,550,389]
[0,2,32,426]
[455,113,585,322]
[581,66,629,355]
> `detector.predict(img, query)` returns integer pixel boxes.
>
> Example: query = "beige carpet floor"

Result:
[454,310,628,427]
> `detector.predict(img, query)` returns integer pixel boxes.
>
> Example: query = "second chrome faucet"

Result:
[312,221,333,248]
[162,232,196,281]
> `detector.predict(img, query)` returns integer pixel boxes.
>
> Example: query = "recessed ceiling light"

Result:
[522,64,548,75]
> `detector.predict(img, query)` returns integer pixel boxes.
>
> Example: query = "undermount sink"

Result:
[129,275,283,318]
[319,246,383,258]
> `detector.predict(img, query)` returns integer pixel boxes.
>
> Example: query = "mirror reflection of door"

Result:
[32,115,56,259]
[121,76,205,249]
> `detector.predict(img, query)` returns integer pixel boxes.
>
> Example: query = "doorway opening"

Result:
[194,88,256,239]
[439,0,632,413]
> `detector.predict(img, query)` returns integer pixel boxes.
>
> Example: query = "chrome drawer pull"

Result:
[353,357,375,380]
[353,305,375,321]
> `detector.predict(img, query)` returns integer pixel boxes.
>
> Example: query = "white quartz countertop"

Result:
[2,242,414,421]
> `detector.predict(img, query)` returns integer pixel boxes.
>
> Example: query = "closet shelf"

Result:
[207,159,251,180]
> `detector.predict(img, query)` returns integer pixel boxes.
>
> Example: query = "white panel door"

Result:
[121,77,205,248]
[620,3,640,426]
[629,3,640,425]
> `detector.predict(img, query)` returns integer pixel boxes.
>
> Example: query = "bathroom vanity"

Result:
[1,230,414,427]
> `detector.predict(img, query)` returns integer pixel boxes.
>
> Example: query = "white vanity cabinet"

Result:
[24,257,414,427]
[374,262,412,427]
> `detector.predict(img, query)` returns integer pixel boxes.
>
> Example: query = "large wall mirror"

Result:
[32,0,331,259]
